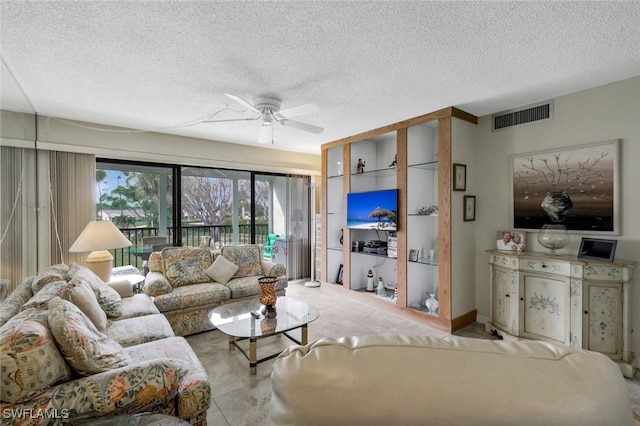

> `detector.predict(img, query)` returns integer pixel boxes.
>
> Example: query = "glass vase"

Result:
[537,224,570,255]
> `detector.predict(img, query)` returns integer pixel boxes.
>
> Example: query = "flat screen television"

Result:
[347,188,398,231]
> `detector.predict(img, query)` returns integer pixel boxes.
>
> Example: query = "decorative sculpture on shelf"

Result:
[356,158,366,174]
[389,154,397,168]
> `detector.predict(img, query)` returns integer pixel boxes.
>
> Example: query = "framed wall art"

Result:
[511,140,619,234]
[453,163,466,191]
[463,195,476,221]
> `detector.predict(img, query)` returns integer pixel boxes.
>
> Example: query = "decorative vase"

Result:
[425,293,439,315]
[537,224,570,255]
[541,191,573,222]
[258,277,278,317]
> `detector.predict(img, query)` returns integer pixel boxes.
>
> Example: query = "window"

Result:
[97,159,310,279]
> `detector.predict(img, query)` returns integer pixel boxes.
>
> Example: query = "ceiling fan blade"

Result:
[258,122,273,144]
[201,117,260,124]
[278,102,320,118]
[225,93,260,114]
[280,118,323,134]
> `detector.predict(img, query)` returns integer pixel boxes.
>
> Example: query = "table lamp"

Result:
[69,220,132,282]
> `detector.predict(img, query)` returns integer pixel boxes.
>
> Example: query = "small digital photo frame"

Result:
[578,238,617,263]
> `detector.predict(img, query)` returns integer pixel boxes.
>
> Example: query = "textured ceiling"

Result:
[1,1,639,154]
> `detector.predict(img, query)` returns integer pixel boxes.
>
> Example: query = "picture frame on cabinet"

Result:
[496,230,527,251]
[453,163,467,191]
[336,264,344,285]
[578,237,617,262]
[463,195,476,221]
[408,249,419,262]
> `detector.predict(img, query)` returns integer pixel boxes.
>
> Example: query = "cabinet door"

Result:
[491,265,511,332]
[520,272,570,345]
[583,282,623,359]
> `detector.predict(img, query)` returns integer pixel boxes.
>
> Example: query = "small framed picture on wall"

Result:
[453,163,467,191]
[463,195,476,221]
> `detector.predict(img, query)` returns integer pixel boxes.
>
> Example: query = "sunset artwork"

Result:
[511,140,618,233]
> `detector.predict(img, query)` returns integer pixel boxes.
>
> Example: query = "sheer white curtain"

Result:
[286,175,310,280]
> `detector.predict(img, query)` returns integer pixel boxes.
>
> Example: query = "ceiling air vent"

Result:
[492,100,553,131]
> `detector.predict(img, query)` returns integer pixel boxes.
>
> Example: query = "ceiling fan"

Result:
[203,94,323,144]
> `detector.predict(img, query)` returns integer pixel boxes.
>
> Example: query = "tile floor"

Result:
[186,279,639,425]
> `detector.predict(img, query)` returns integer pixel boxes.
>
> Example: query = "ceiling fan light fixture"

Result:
[259,121,273,144]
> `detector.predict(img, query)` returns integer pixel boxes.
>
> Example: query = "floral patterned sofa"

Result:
[143,245,288,337]
[0,264,210,425]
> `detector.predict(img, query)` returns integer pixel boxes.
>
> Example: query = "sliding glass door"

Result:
[97,159,311,280]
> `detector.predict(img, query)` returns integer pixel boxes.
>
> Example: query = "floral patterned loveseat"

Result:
[0,264,210,425]
[143,245,288,336]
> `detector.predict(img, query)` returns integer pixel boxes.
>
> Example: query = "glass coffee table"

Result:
[210,296,318,374]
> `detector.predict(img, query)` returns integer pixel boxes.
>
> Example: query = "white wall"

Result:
[0,112,321,176]
[472,77,640,353]
[451,117,479,318]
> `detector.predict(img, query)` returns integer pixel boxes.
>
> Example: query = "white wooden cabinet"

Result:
[487,250,636,377]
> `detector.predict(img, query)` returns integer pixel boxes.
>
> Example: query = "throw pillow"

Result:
[48,297,130,376]
[0,276,35,328]
[147,251,164,273]
[162,247,212,287]
[206,255,239,284]
[222,245,263,278]
[68,263,123,318]
[31,264,70,294]
[63,279,108,333]
[0,307,71,403]
[20,280,68,311]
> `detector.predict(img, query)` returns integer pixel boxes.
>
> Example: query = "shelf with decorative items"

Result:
[320,107,478,332]
[347,133,398,300]
[405,122,440,316]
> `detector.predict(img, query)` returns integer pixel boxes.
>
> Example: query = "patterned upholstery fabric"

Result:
[162,247,213,288]
[222,245,263,278]
[20,280,68,311]
[0,276,35,327]
[153,283,230,313]
[224,275,262,299]
[143,272,174,297]
[124,337,211,423]
[0,307,71,403]
[162,307,215,337]
[148,251,164,273]
[47,360,180,423]
[107,314,175,348]
[68,263,123,318]
[262,260,286,278]
[117,293,160,319]
[48,297,131,376]
[0,360,180,426]
[142,245,287,337]
[30,264,70,294]
[0,264,210,425]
